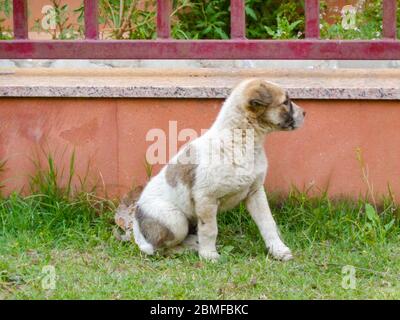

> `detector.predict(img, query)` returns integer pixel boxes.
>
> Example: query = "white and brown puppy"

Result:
[115,79,305,261]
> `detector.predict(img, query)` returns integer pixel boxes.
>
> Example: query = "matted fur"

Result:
[114,79,305,261]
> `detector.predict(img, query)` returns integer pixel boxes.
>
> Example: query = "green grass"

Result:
[0,155,399,299]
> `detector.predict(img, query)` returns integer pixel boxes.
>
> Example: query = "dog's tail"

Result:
[114,205,134,242]
[114,187,155,255]
[114,187,142,242]
[113,226,132,242]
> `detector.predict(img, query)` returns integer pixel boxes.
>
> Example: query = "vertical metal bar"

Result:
[383,0,397,39]
[157,0,171,39]
[305,0,320,39]
[230,0,246,39]
[13,0,28,39]
[84,0,98,39]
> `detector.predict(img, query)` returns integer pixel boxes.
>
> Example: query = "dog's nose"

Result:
[302,111,306,117]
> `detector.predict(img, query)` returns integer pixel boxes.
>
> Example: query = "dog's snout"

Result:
[284,112,294,123]
[280,113,295,129]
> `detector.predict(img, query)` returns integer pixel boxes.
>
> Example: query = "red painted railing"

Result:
[0,0,399,59]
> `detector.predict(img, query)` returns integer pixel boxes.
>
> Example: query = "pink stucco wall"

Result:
[0,97,399,200]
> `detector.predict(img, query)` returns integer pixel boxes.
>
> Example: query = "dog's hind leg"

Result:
[133,203,189,255]
[165,234,199,255]
[182,234,199,250]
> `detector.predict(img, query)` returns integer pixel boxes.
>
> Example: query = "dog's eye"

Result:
[283,97,290,105]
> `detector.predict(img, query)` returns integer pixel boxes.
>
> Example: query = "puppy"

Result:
[115,79,305,261]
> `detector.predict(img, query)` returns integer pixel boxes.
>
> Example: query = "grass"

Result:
[0,154,399,299]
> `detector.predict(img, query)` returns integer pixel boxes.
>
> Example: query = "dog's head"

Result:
[241,79,305,132]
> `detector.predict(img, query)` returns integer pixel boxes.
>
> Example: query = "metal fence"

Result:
[0,0,399,59]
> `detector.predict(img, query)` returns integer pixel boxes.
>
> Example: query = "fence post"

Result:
[231,0,246,39]
[84,0,99,39]
[13,0,28,39]
[383,0,397,39]
[157,0,172,39]
[305,0,320,39]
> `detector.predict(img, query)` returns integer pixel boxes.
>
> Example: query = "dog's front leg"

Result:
[196,200,220,262]
[246,187,293,261]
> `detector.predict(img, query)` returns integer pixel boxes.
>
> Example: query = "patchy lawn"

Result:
[1,188,399,299]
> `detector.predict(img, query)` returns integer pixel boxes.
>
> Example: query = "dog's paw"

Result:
[199,250,220,262]
[268,244,293,262]
[137,242,155,255]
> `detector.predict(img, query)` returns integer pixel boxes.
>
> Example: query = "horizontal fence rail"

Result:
[0,0,399,60]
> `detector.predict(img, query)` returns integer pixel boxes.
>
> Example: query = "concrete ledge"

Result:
[1,68,400,100]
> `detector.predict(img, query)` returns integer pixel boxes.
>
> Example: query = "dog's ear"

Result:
[247,85,273,113]
[249,97,269,107]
